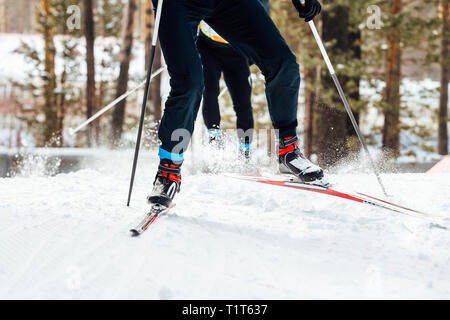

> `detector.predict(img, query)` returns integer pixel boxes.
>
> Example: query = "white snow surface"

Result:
[0,152,450,299]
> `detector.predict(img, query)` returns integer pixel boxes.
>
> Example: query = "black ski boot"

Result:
[147,159,182,207]
[278,136,326,184]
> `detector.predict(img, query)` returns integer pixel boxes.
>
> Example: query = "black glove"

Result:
[292,0,322,22]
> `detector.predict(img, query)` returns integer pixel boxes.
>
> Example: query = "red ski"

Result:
[130,204,176,236]
[229,174,448,225]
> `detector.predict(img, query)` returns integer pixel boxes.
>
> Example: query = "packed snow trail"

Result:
[0,158,449,299]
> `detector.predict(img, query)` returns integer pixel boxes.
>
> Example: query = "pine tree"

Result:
[83,0,96,146]
[309,0,366,165]
[97,0,124,37]
[0,0,5,33]
[13,0,82,147]
[94,0,124,146]
[143,0,162,125]
[271,0,369,164]
[49,0,82,146]
[112,0,138,146]
[40,0,58,146]
[371,0,437,158]
[316,3,348,164]
[382,0,402,157]
[439,0,449,155]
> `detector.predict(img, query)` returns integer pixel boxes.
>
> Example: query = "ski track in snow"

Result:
[0,166,449,299]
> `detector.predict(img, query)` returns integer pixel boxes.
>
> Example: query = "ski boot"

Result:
[207,127,224,149]
[147,159,182,207]
[278,136,328,187]
[238,143,251,161]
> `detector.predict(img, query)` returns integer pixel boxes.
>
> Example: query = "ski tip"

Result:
[130,229,141,237]
[430,223,448,230]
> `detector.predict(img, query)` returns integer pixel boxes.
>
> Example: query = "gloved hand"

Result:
[292,0,322,22]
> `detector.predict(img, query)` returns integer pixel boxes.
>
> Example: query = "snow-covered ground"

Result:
[0,151,449,299]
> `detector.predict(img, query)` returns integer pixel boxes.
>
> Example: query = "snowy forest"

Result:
[0,0,448,167]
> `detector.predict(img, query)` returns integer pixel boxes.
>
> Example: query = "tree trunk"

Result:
[58,67,67,146]
[0,0,6,33]
[41,0,58,146]
[346,28,361,152]
[144,0,153,71]
[303,66,316,158]
[112,0,137,146]
[83,0,96,147]
[151,44,162,122]
[144,0,162,123]
[0,0,5,33]
[97,79,107,144]
[382,0,402,157]
[315,3,356,166]
[439,1,449,155]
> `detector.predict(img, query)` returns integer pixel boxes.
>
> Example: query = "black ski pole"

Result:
[300,0,388,197]
[127,0,164,207]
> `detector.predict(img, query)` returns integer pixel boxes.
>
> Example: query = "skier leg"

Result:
[148,0,211,206]
[197,37,223,141]
[153,0,208,156]
[221,51,254,155]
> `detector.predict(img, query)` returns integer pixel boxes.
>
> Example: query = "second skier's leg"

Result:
[207,0,324,181]
[197,36,223,143]
[207,0,299,139]
[221,52,254,158]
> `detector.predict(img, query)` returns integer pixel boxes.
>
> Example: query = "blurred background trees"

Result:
[0,0,448,165]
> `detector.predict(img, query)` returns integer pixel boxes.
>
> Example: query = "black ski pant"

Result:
[153,0,300,156]
[197,35,254,144]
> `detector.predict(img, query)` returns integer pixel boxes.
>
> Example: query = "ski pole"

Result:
[300,0,388,197]
[69,66,167,136]
[127,0,164,207]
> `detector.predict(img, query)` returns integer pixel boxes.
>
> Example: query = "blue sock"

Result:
[158,145,183,163]
[208,128,221,139]
[239,143,251,152]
